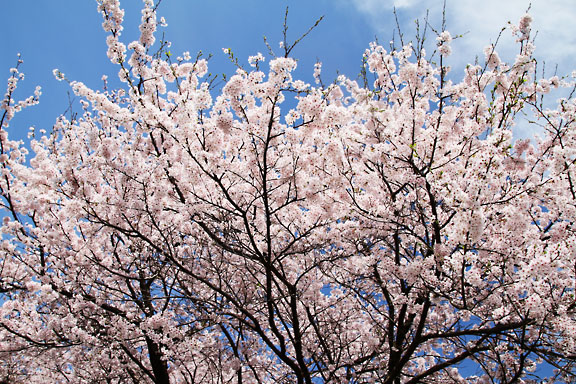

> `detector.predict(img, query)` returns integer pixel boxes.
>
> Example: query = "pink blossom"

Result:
[1,5,575,383]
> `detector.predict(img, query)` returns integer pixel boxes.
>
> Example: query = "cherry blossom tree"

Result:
[1,1,576,383]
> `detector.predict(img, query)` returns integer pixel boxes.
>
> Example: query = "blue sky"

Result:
[1,0,575,141]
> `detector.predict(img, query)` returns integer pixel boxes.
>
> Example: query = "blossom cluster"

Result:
[0,4,575,384]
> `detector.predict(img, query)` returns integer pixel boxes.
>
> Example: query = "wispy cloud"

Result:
[448,0,575,75]
[343,0,575,139]
[346,0,576,76]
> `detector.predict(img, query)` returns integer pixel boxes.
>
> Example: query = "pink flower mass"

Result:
[1,1,576,383]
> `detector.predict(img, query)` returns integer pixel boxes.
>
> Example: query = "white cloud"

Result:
[348,0,426,11]
[348,0,387,13]
[393,0,425,9]
[449,0,575,75]
[344,0,575,139]
[347,0,576,76]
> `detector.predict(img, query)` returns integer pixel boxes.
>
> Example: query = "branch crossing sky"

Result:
[1,0,574,140]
